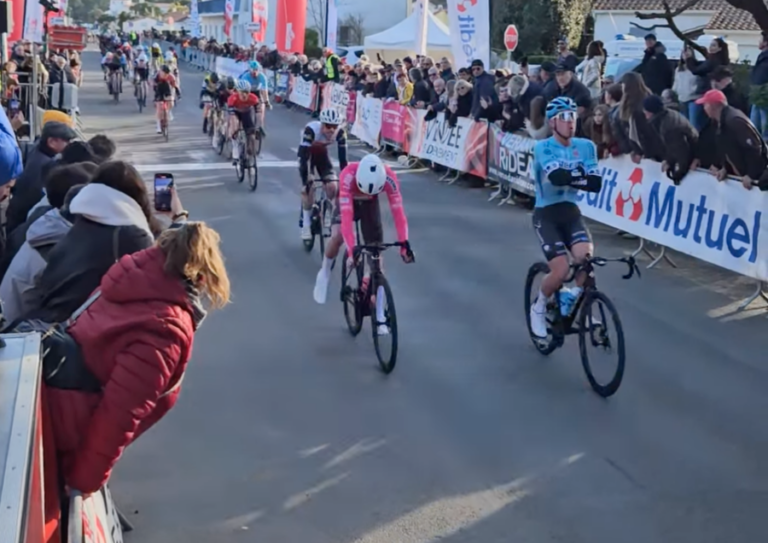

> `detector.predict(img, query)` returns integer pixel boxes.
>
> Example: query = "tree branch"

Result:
[634,0,707,55]
[723,0,768,30]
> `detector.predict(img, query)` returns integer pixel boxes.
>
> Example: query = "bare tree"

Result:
[307,0,326,34]
[339,12,364,45]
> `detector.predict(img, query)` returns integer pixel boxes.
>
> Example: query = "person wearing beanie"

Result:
[643,93,698,184]
[42,109,74,128]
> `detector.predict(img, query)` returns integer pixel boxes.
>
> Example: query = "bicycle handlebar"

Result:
[355,241,408,252]
[586,255,641,280]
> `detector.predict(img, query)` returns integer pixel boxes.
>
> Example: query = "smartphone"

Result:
[154,173,174,212]
[9,99,19,115]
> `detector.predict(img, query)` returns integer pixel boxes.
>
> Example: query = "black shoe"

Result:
[202,118,208,134]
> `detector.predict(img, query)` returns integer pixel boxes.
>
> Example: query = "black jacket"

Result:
[648,108,699,183]
[26,218,153,323]
[751,50,768,86]
[637,45,673,95]
[7,142,56,235]
[0,203,52,282]
[470,71,497,119]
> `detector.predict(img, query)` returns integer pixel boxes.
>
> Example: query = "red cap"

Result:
[695,89,727,106]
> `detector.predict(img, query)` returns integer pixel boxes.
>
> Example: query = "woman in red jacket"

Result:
[43,221,231,542]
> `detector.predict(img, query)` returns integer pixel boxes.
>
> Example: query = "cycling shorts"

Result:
[532,202,591,261]
[135,67,149,81]
[232,109,256,135]
[107,63,123,73]
[332,198,383,245]
[302,149,336,187]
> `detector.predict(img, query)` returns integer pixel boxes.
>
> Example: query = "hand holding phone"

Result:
[154,173,174,212]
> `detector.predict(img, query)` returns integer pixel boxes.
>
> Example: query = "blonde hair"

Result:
[455,80,473,92]
[157,222,231,309]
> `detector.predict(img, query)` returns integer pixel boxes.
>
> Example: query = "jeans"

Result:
[688,102,705,131]
[750,105,768,139]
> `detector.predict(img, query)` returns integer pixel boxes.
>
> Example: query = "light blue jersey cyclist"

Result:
[238,60,268,92]
[529,97,603,338]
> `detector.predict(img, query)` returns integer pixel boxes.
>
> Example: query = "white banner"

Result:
[413,112,470,170]
[320,83,348,122]
[414,0,428,56]
[326,0,338,51]
[446,0,490,69]
[251,0,268,43]
[69,486,123,543]
[577,155,768,281]
[22,0,44,43]
[190,0,200,37]
[215,57,247,79]
[351,92,383,147]
[288,76,317,109]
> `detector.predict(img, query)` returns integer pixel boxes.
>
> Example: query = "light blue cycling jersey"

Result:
[238,71,268,91]
[531,136,599,209]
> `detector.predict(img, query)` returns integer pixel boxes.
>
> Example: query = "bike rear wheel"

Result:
[524,262,561,355]
[247,160,258,192]
[372,273,398,374]
[578,290,626,398]
[341,256,363,336]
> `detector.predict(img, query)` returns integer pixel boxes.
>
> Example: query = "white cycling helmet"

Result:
[153,42,159,48]
[164,51,174,60]
[235,79,251,92]
[357,154,387,195]
[318,108,342,126]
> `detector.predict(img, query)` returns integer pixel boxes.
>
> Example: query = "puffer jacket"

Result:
[46,246,206,494]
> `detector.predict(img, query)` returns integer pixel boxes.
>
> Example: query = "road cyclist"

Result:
[150,42,163,72]
[133,46,151,110]
[153,64,179,135]
[226,79,260,172]
[238,60,270,138]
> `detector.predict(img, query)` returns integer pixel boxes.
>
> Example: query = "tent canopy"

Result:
[364,10,451,50]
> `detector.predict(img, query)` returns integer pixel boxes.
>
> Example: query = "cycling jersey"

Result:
[531,136,599,209]
[338,163,408,258]
[239,71,268,92]
[153,73,177,99]
[298,121,348,185]
[227,92,258,111]
[151,47,162,58]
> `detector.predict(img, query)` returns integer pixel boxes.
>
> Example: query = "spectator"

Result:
[636,34,673,95]
[373,69,389,99]
[0,166,94,324]
[363,71,379,97]
[425,79,454,120]
[750,31,768,139]
[429,77,446,107]
[556,37,578,70]
[410,67,431,108]
[477,83,508,124]
[421,56,436,79]
[448,79,473,126]
[396,71,413,105]
[614,72,660,162]
[539,61,557,98]
[469,59,497,120]
[685,38,730,130]
[42,222,230,540]
[672,52,698,121]
[403,56,414,73]
[662,89,680,112]
[457,67,472,82]
[525,96,551,139]
[578,41,604,98]
[711,66,749,115]
[427,66,440,89]
[439,57,455,81]
[0,99,23,185]
[697,89,768,190]
[545,62,592,106]
[642,94,698,184]
[7,121,76,235]
[26,161,165,324]
[584,104,619,158]
[87,135,116,163]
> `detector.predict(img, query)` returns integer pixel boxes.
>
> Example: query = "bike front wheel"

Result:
[247,160,258,192]
[341,255,363,336]
[578,290,626,398]
[372,274,398,374]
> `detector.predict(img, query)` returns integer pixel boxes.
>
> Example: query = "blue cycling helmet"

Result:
[545,97,578,120]
[249,60,261,71]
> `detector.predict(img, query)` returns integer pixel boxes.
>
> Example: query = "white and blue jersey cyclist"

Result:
[529,97,603,338]
[238,60,269,92]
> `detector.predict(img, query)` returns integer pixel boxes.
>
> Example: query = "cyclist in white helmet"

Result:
[298,107,348,241]
[313,154,414,334]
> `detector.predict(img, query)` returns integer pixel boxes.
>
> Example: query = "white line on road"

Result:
[135,161,298,172]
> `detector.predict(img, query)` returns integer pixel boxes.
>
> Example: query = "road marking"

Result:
[135,161,297,172]
[178,182,225,190]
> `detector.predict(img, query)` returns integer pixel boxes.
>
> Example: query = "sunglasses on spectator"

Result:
[555,111,577,122]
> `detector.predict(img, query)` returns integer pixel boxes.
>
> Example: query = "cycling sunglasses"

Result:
[322,122,339,129]
[555,111,577,122]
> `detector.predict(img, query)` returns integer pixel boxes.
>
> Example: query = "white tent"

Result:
[363,11,452,64]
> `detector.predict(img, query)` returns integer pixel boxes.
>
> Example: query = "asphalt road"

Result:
[77,50,768,543]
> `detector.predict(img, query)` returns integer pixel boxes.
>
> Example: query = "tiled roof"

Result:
[707,3,761,30]
[593,0,762,32]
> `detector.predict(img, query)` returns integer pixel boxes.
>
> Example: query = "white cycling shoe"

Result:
[529,301,549,338]
[301,223,312,241]
[313,267,330,304]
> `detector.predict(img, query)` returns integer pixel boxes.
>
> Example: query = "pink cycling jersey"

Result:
[339,163,409,257]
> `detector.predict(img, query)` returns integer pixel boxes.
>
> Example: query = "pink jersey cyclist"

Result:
[337,162,409,258]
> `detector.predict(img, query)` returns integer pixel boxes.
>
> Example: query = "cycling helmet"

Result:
[123,42,130,48]
[210,72,219,84]
[164,51,174,60]
[235,79,251,92]
[356,154,387,196]
[318,108,342,126]
[226,76,236,90]
[161,65,171,74]
[248,60,261,71]
[152,42,159,48]
[545,97,578,120]
[137,53,148,62]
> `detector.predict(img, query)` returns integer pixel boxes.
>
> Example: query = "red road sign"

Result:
[504,25,519,52]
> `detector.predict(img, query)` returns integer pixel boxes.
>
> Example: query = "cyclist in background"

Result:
[153,65,178,133]
[297,108,347,241]
[106,50,126,95]
[200,72,220,132]
[312,154,414,335]
[238,60,270,137]
[226,80,259,166]
[133,47,150,102]
[529,97,602,338]
[150,42,163,71]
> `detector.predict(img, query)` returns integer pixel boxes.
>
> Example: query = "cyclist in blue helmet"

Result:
[528,96,603,339]
[238,59,270,137]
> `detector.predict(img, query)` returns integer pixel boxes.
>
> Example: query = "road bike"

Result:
[301,176,333,255]
[233,128,257,191]
[135,77,148,112]
[340,219,409,374]
[524,254,640,397]
[201,95,215,135]
[158,99,172,141]
[109,70,122,102]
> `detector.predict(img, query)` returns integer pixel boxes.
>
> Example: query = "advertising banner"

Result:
[446,0,491,69]
[251,0,268,43]
[69,486,124,543]
[380,101,407,149]
[346,91,357,125]
[577,156,768,281]
[288,75,317,109]
[320,83,350,122]
[351,93,383,148]
[275,0,307,53]
[22,0,45,43]
[223,0,234,36]
[413,113,488,177]
[274,70,290,96]
[215,57,247,79]
[326,0,338,51]
[189,0,200,37]
[487,125,535,196]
